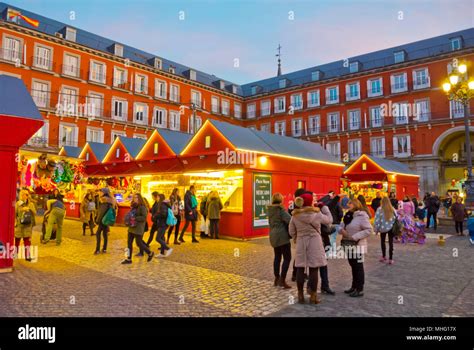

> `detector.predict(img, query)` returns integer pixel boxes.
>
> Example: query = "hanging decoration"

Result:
[34,154,56,179]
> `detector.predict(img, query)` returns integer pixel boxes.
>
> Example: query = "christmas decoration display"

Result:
[52,161,74,184]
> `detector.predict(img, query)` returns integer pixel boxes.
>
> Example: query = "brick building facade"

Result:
[0,3,473,195]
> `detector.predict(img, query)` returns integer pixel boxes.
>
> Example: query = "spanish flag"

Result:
[7,8,39,28]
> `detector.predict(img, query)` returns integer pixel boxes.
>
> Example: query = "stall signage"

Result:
[253,173,272,227]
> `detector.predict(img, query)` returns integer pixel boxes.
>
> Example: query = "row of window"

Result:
[27,120,200,148]
[253,99,458,137]
[246,68,431,118]
[1,34,243,118]
[323,135,411,160]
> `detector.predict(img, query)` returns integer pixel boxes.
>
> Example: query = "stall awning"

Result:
[182,119,343,166]
[344,154,419,181]
[58,146,82,158]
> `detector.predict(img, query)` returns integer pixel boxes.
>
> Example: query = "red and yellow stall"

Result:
[343,154,420,201]
[82,120,345,239]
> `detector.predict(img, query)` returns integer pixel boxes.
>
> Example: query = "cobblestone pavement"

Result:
[0,219,473,317]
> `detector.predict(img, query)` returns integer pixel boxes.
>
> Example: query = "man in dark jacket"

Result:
[426,192,441,230]
[179,186,199,243]
[319,190,335,206]
[145,192,160,248]
[199,194,210,239]
[371,192,382,213]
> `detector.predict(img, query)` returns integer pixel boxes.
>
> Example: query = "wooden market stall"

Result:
[80,119,345,239]
[343,154,420,204]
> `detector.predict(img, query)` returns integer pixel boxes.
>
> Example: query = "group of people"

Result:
[268,189,372,304]
[441,192,469,235]
[120,185,224,264]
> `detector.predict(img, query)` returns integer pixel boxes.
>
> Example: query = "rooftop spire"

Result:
[276,44,282,76]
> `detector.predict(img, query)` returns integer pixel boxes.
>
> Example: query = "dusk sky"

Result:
[6,0,474,84]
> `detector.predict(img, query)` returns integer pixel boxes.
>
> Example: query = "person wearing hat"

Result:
[94,187,117,254]
[289,192,333,304]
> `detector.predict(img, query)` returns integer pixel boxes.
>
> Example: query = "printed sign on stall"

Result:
[253,173,272,227]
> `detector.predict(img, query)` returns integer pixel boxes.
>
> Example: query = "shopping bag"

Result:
[102,207,116,226]
[199,216,209,235]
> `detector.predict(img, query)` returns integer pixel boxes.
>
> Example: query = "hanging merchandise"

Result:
[72,163,86,185]
[34,154,56,179]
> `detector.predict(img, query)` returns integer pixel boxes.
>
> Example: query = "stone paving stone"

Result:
[0,219,471,317]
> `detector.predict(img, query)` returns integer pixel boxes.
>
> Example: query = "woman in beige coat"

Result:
[289,192,333,304]
[80,191,97,236]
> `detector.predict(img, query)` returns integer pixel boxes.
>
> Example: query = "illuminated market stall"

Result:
[80,120,345,239]
[343,154,420,205]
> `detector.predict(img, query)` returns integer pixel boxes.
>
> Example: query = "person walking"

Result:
[425,191,441,231]
[179,185,199,243]
[370,192,382,213]
[121,193,154,264]
[94,188,117,254]
[206,191,223,239]
[451,197,467,235]
[375,197,397,265]
[80,191,97,236]
[442,193,453,217]
[14,190,36,261]
[167,188,182,245]
[43,194,66,246]
[357,195,372,218]
[154,193,173,258]
[145,191,160,248]
[339,198,373,297]
[267,193,292,289]
[289,193,333,304]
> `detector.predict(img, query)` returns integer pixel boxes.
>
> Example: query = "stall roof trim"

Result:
[87,142,111,162]
[157,129,192,154]
[0,75,43,121]
[346,155,419,176]
[60,146,82,158]
[208,119,343,165]
[120,137,147,158]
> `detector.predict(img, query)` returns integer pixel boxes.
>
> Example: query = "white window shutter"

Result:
[74,126,79,146]
[100,130,104,143]
[412,70,417,85]
[58,126,64,147]
[44,122,49,144]
[390,75,395,89]
[367,80,371,94]
[406,136,411,154]
[89,62,93,80]
[382,138,386,153]
[393,136,398,156]
[325,88,329,101]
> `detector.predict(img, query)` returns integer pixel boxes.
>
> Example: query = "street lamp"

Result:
[443,60,474,208]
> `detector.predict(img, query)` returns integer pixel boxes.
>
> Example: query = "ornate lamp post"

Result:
[443,60,474,208]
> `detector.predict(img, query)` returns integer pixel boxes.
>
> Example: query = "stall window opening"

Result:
[205,136,211,149]
[116,148,120,158]
[154,143,159,155]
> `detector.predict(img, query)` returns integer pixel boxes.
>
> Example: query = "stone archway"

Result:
[432,125,474,156]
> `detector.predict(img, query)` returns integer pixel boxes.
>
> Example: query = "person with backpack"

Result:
[267,192,292,289]
[14,190,36,261]
[425,191,441,231]
[167,188,182,245]
[43,194,66,246]
[206,191,224,239]
[122,193,154,264]
[179,185,199,243]
[145,191,160,249]
[154,193,174,258]
[80,191,97,236]
[199,193,209,239]
[94,188,117,254]
[374,197,398,265]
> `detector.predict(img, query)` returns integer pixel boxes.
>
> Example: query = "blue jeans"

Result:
[156,226,170,255]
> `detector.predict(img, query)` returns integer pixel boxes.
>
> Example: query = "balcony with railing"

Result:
[28,136,49,147]
[370,150,386,157]
[32,56,55,71]
[390,82,408,94]
[61,64,82,79]
[88,71,106,85]
[348,120,360,131]
[0,47,22,64]
[112,78,130,91]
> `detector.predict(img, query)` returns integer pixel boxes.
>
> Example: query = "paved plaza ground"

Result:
[1,218,473,317]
